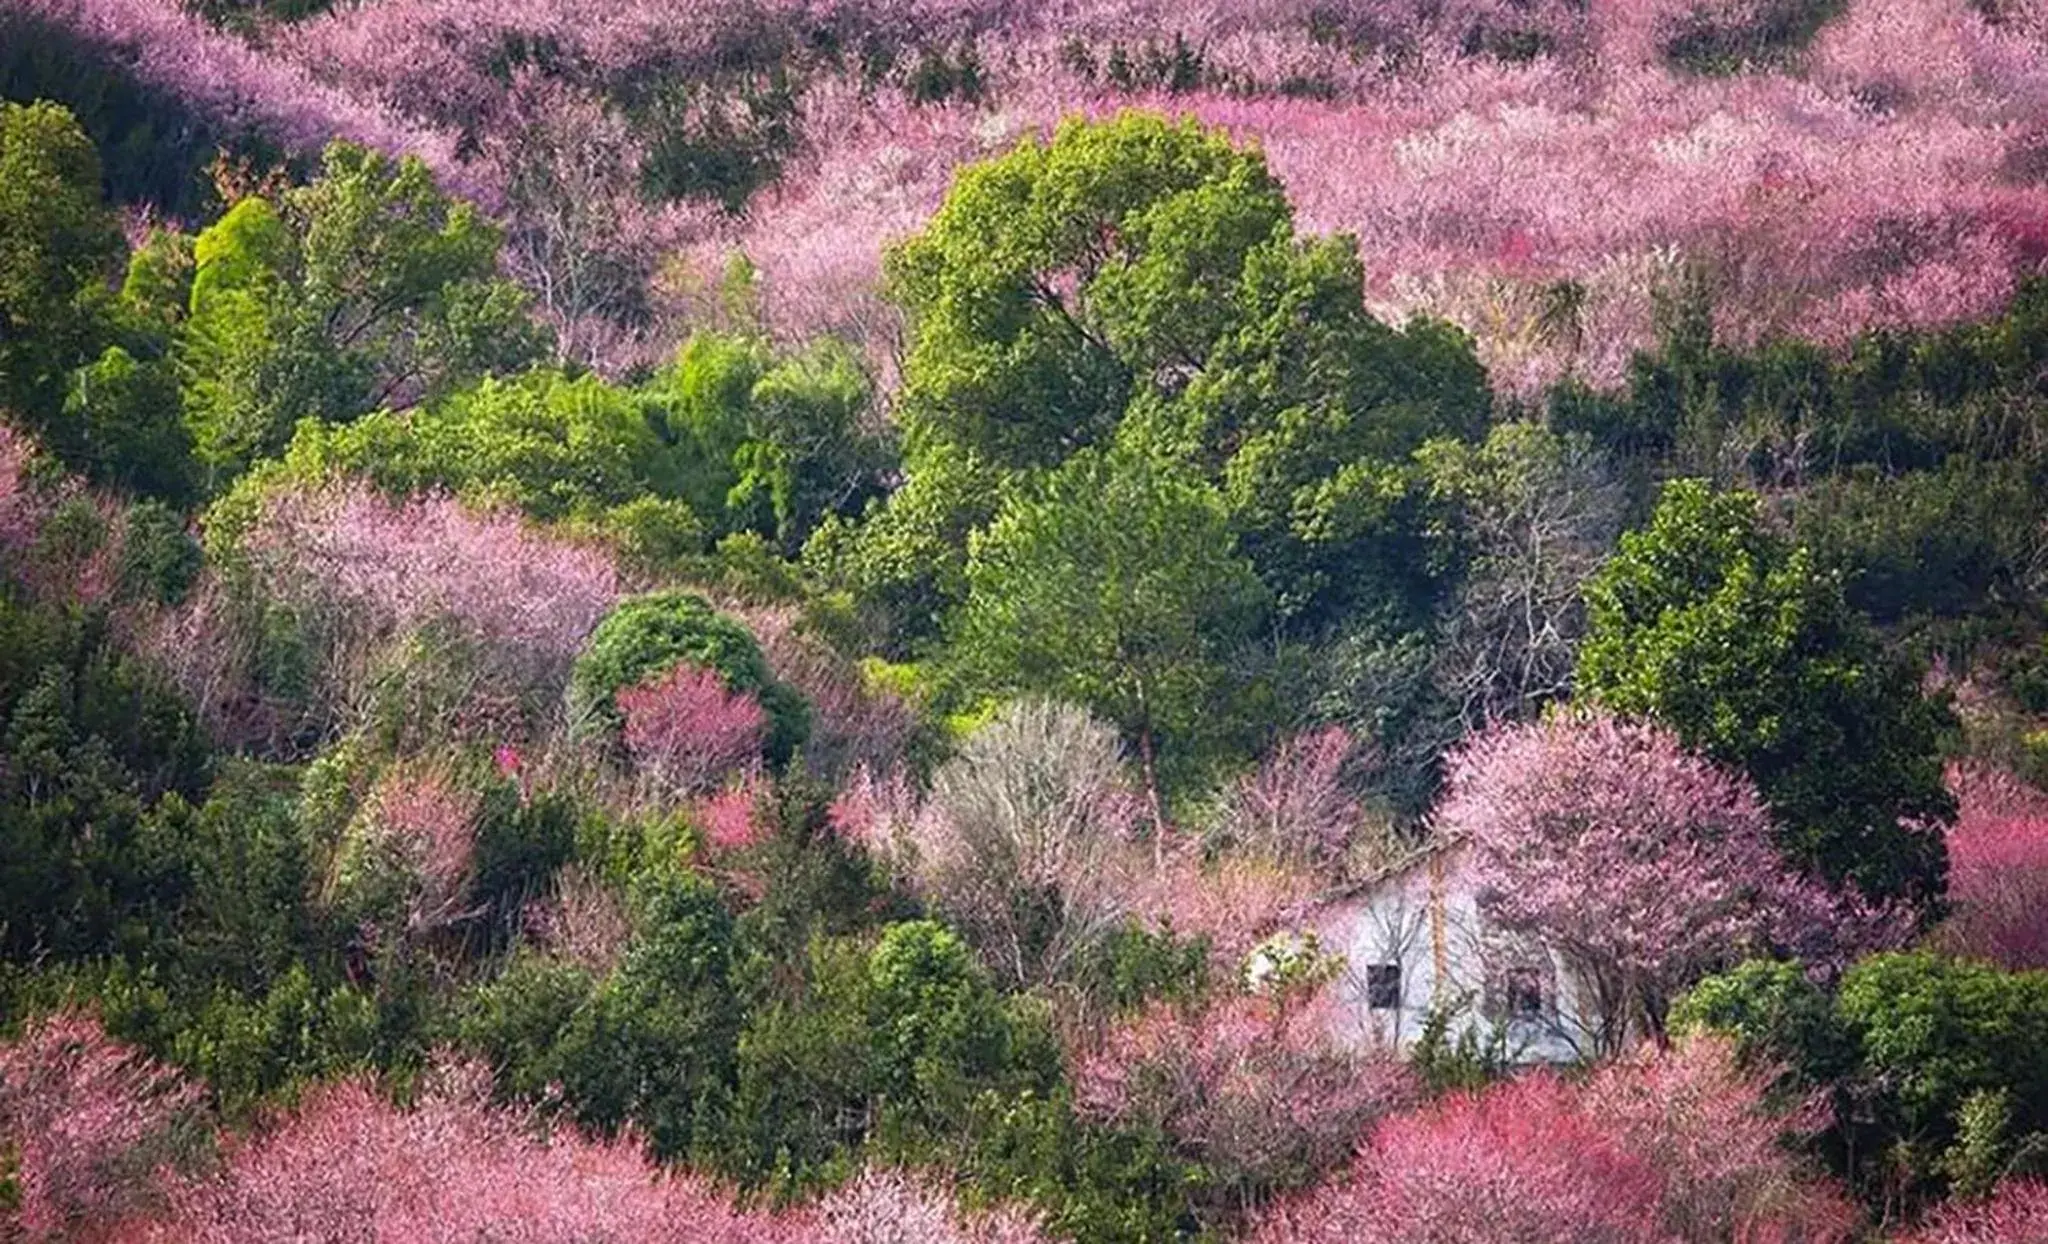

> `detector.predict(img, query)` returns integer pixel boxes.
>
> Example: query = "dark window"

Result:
[1365,963,1401,1010]
[1484,961,1548,1022]
[1504,967,1545,1020]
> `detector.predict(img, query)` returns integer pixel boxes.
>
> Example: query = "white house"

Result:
[1310,841,1599,1064]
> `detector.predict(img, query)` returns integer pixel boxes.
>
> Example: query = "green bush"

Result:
[568,589,809,762]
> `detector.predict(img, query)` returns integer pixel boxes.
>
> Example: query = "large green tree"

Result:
[0,100,120,424]
[952,447,1269,814]
[178,143,544,487]
[830,111,1488,648]
[1577,479,1953,909]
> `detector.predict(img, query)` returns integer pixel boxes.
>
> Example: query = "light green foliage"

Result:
[568,589,809,761]
[1578,479,1954,908]
[1838,952,2048,1192]
[640,332,893,551]
[888,112,1292,469]
[955,447,1269,797]
[282,367,686,520]
[177,144,544,487]
[804,445,1007,655]
[0,100,120,422]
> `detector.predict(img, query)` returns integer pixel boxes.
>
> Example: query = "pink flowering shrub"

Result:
[1901,1179,2048,1243]
[807,1166,1048,1244]
[1253,1072,1670,1244]
[327,760,482,937]
[1252,1037,1854,1244]
[694,779,773,853]
[1216,726,1367,870]
[144,1062,779,1244]
[748,609,919,786]
[618,661,768,795]
[1580,1038,1856,1243]
[1434,710,1897,1052]
[1937,763,2048,969]
[1075,995,1416,1206]
[156,483,618,750]
[0,1010,199,1243]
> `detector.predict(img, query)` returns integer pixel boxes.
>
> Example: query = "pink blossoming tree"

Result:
[617,661,768,796]
[0,1010,199,1243]
[1433,709,1897,1053]
[1936,763,2048,970]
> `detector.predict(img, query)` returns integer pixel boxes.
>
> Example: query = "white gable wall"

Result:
[1313,847,1596,1064]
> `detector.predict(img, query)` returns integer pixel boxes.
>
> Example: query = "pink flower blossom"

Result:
[1075,995,1416,1198]
[694,780,771,853]
[617,662,768,795]
[1434,710,1897,1051]
[0,1010,198,1241]
[144,1061,780,1244]
[1935,763,2048,969]
[1901,1179,2048,1244]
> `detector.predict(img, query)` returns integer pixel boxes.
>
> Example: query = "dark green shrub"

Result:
[568,589,809,761]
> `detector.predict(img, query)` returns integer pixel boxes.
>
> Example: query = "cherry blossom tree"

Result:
[808,1166,1048,1244]
[1936,764,2048,970]
[153,482,619,750]
[1252,1072,1670,1244]
[1433,709,1894,1053]
[1902,1180,2048,1244]
[1214,726,1368,872]
[617,661,768,796]
[0,1010,199,1243]
[1579,1037,1857,1243]
[1074,995,1416,1213]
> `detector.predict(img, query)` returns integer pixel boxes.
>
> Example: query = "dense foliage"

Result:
[8,17,2048,1231]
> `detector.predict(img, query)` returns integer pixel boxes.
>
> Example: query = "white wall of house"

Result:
[1312,846,1595,1064]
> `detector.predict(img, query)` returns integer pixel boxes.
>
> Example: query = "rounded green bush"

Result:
[568,590,809,763]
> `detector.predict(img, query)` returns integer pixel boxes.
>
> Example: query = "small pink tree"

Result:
[1075,995,1416,1213]
[1580,1037,1857,1243]
[1217,726,1367,871]
[328,760,482,938]
[617,661,768,795]
[1901,1179,2048,1244]
[0,1010,199,1242]
[1937,764,2048,969]
[806,1166,1048,1244]
[1434,710,1885,1053]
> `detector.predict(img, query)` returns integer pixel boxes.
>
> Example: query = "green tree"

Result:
[568,589,809,763]
[177,144,544,487]
[1577,479,1953,909]
[0,100,120,424]
[843,111,1488,648]
[1837,952,2048,1195]
[953,448,1269,815]
[554,869,743,1161]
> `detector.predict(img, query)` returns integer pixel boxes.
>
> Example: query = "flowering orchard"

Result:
[17,0,2048,384]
